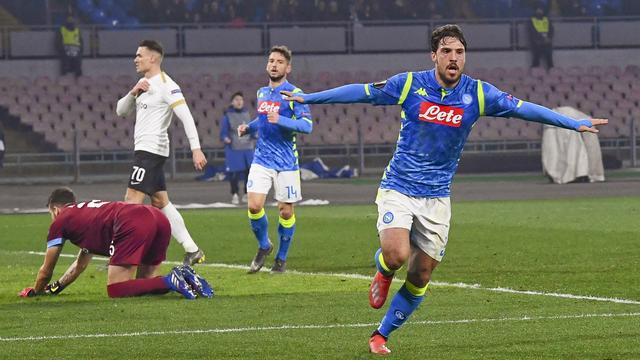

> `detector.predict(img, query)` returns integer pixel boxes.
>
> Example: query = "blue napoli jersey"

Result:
[368,69,522,197]
[251,80,312,171]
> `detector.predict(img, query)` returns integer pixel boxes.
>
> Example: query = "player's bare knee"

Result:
[384,248,408,270]
[279,208,293,220]
[248,204,263,214]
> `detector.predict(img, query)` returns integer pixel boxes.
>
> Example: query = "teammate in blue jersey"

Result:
[283,24,607,355]
[237,45,313,274]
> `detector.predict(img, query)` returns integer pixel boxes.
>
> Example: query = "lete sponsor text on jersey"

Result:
[257,101,281,114]
[418,102,464,127]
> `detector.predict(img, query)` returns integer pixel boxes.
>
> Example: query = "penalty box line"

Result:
[2,312,640,342]
[18,250,640,306]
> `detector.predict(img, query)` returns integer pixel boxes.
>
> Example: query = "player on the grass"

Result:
[116,39,207,266]
[282,24,608,355]
[237,45,313,274]
[18,187,213,299]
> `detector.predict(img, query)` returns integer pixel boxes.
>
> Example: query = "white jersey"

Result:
[118,72,200,157]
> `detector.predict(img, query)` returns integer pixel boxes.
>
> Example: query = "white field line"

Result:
[2,312,639,342]
[18,251,640,305]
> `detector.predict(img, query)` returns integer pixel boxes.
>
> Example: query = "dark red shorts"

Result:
[109,205,171,266]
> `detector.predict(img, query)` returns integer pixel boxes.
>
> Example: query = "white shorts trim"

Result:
[375,188,451,261]
[247,163,302,203]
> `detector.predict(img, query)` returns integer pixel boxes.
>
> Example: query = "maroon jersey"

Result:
[47,201,136,257]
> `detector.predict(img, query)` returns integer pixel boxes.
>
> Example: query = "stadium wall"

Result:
[1,49,639,79]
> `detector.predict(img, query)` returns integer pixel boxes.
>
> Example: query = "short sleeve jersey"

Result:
[252,80,312,171]
[134,72,186,157]
[366,69,522,197]
[46,201,127,256]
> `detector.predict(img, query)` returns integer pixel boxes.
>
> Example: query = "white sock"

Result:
[160,202,199,253]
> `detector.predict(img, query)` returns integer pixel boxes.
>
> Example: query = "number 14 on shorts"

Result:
[286,186,298,199]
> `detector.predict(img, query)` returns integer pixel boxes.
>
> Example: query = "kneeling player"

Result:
[19,187,213,299]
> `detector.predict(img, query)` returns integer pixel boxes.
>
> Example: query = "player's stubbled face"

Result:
[431,37,466,87]
[266,52,290,82]
[134,47,153,75]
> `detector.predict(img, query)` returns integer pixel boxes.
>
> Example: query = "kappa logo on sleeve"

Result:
[257,101,281,114]
[418,102,464,127]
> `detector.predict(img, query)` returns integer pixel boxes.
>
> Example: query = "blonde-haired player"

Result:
[116,39,207,265]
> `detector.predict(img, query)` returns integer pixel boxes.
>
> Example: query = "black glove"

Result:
[45,281,65,295]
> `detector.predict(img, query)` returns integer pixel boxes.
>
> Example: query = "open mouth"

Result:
[446,65,459,76]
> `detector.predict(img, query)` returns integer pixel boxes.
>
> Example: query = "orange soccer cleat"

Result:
[369,334,391,355]
[369,271,393,309]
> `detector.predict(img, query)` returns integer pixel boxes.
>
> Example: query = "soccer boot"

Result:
[183,249,206,266]
[248,241,273,274]
[270,258,286,273]
[369,334,391,355]
[369,271,393,309]
[180,265,214,298]
[164,267,197,300]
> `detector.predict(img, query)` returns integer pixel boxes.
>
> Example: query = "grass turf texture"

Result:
[1,198,639,358]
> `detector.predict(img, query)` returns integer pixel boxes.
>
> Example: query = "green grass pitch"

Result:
[1,198,639,359]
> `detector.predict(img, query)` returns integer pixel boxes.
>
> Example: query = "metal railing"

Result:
[1,16,640,59]
[1,124,637,182]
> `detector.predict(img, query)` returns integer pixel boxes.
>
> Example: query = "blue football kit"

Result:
[247,80,312,171]
[298,68,593,342]
[301,69,591,197]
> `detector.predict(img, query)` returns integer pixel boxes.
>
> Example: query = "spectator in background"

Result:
[528,4,554,68]
[220,92,255,205]
[327,0,346,21]
[195,0,227,23]
[0,125,5,169]
[312,0,331,22]
[136,0,167,23]
[57,15,82,77]
[165,0,190,23]
[559,0,588,16]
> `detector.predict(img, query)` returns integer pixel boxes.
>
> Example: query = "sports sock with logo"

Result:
[276,214,296,261]
[374,248,396,277]
[377,281,428,338]
[248,208,270,249]
[106,277,170,298]
[161,202,199,253]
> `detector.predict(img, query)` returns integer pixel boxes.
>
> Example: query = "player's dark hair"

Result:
[230,91,243,100]
[430,24,467,52]
[47,187,76,208]
[269,45,292,63]
[139,39,164,57]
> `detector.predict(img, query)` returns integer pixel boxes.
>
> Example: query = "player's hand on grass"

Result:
[578,118,608,133]
[192,149,207,171]
[267,112,279,124]
[18,287,36,298]
[280,90,304,103]
[130,79,150,97]
[237,124,249,137]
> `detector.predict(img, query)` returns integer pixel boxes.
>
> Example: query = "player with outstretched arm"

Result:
[283,24,607,355]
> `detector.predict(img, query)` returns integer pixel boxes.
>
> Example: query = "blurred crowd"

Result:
[4,0,640,26]
[133,0,635,24]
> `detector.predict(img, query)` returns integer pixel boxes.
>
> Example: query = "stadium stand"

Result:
[1,65,638,152]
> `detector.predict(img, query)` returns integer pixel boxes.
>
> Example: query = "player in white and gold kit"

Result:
[116,40,207,266]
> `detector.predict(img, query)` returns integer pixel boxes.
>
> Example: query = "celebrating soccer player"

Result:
[282,24,607,355]
[237,45,313,273]
[116,40,207,266]
[19,187,213,299]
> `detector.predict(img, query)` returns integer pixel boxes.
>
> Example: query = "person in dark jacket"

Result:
[220,92,255,204]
